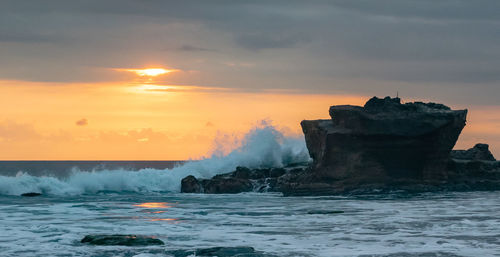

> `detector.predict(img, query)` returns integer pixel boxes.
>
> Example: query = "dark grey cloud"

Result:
[329,0,500,22]
[0,0,499,104]
[0,32,60,43]
[235,31,309,50]
[177,44,214,52]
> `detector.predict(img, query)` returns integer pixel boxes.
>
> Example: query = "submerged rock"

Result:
[21,192,42,197]
[81,234,164,246]
[307,210,344,214]
[168,246,277,257]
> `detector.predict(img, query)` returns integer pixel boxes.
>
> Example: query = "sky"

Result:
[0,0,499,160]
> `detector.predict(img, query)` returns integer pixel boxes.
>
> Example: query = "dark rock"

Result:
[233,166,252,179]
[168,246,277,257]
[248,168,271,179]
[181,175,202,193]
[451,143,496,161]
[301,96,467,182]
[21,192,42,197]
[180,164,309,194]
[447,158,500,180]
[81,234,164,246]
[196,246,256,256]
[202,177,253,194]
[269,168,286,178]
[307,210,344,214]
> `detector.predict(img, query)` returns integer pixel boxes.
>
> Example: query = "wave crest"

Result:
[0,123,310,196]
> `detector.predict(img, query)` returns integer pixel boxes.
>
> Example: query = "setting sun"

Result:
[116,68,177,77]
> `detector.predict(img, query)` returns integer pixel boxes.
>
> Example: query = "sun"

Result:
[132,68,171,76]
[115,68,178,77]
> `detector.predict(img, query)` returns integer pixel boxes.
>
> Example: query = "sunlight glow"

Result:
[116,68,177,77]
[127,84,232,94]
[150,218,178,221]
[133,202,172,208]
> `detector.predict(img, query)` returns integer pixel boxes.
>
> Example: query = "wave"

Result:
[0,123,310,196]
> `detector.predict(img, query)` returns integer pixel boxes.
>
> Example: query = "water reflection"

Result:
[150,218,178,221]
[133,202,172,208]
[133,202,179,222]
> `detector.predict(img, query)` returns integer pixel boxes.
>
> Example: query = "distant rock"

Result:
[451,143,496,161]
[21,192,42,197]
[81,234,164,246]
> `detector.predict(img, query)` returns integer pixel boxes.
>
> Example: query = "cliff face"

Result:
[301,97,467,182]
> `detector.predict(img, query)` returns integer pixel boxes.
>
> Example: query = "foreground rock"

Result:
[182,97,500,196]
[168,246,277,257]
[21,192,42,197]
[81,234,164,246]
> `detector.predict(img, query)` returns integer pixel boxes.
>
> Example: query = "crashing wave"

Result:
[0,123,310,196]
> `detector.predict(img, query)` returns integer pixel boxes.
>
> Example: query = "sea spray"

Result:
[0,123,310,196]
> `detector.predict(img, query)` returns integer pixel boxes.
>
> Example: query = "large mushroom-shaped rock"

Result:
[301,96,467,182]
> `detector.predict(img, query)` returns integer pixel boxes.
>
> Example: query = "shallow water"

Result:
[1,191,499,257]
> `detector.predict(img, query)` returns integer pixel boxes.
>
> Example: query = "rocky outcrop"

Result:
[181,96,500,196]
[81,234,164,246]
[451,143,496,161]
[301,96,467,181]
[444,144,500,191]
[181,166,302,194]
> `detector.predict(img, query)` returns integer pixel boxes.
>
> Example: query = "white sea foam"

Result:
[0,123,310,196]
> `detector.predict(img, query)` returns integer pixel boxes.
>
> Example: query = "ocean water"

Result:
[0,125,499,257]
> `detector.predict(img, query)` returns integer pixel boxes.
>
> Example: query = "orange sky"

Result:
[0,76,364,160]
[0,71,498,160]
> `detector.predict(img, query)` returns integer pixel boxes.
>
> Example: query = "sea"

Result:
[0,126,499,257]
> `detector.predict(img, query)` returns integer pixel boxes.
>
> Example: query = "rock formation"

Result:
[181,96,500,196]
[181,166,296,194]
[451,143,496,161]
[81,234,164,246]
[301,96,467,181]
